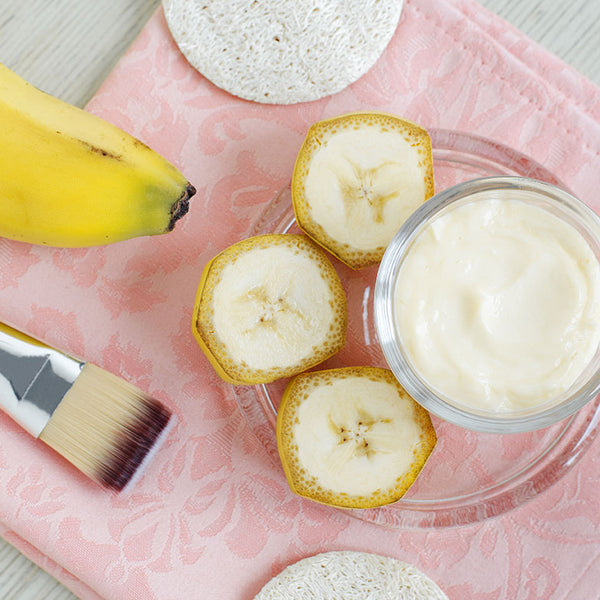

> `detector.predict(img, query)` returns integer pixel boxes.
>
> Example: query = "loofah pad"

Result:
[162,0,404,104]
[254,551,448,599]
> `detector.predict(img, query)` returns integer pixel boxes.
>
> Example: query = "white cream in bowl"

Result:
[394,197,600,413]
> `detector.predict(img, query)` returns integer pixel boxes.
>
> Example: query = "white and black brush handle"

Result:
[0,325,83,437]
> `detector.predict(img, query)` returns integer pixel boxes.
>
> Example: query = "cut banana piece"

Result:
[277,367,436,509]
[192,234,347,385]
[292,112,434,269]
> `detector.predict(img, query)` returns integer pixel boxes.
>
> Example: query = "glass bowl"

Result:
[234,129,600,528]
[375,176,600,433]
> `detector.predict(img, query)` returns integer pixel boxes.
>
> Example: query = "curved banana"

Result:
[0,62,195,247]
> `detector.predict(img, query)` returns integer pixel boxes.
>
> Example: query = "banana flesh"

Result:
[292,112,434,269]
[192,234,347,385]
[277,367,436,509]
[0,62,195,247]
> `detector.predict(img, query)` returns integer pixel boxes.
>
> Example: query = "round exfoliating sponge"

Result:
[162,0,404,104]
[253,551,448,600]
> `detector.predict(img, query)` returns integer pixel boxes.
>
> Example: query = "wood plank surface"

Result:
[0,0,598,598]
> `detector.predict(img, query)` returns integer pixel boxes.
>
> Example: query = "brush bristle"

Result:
[38,363,172,492]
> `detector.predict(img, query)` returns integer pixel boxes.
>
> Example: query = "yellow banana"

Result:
[0,62,195,247]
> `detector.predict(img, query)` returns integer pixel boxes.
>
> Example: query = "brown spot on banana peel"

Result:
[168,183,196,231]
[78,139,122,160]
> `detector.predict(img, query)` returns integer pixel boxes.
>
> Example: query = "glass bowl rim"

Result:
[374,175,600,433]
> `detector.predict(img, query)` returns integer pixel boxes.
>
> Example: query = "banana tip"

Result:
[169,183,196,231]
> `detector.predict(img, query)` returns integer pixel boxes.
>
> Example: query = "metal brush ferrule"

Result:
[0,328,84,437]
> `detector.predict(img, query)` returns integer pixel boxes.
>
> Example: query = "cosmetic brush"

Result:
[0,322,172,492]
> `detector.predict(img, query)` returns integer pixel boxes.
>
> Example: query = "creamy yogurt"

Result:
[394,197,600,413]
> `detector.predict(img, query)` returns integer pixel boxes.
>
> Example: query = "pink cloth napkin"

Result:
[2,1,600,598]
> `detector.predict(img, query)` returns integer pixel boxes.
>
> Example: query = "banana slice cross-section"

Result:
[277,367,436,509]
[192,234,347,385]
[292,112,434,269]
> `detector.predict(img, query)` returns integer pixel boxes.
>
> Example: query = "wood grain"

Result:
[0,0,597,597]
[0,0,160,106]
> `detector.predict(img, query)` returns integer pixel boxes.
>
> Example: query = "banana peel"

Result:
[0,62,195,247]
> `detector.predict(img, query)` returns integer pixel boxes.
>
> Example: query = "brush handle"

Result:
[0,324,83,437]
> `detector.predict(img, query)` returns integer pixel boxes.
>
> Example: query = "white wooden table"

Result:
[0,0,598,597]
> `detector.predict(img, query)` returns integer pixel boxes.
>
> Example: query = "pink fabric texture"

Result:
[2,1,600,598]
